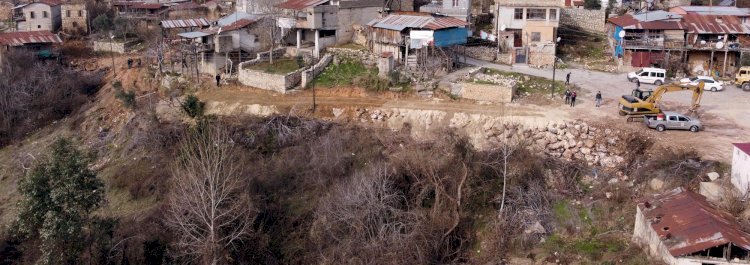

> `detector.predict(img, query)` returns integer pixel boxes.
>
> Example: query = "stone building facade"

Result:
[560,8,605,34]
[61,3,87,35]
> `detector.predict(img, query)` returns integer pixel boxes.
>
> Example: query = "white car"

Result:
[628,68,667,85]
[679,76,724,92]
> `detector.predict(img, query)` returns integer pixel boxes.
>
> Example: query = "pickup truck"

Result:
[643,112,703,132]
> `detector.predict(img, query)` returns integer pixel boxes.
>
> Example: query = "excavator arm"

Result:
[646,81,704,112]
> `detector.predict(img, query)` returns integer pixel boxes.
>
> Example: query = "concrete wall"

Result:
[560,8,605,34]
[522,23,556,45]
[23,3,61,32]
[528,42,555,67]
[732,146,750,194]
[337,6,380,45]
[632,207,680,265]
[459,82,515,103]
[238,56,307,93]
[61,4,87,35]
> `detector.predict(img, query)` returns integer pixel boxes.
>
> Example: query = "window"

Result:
[527,8,546,20]
[657,72,664,78]
[37,25,41,28]
[514,8,523,20]
[549,8,557,20]
[649,72,657,77]
[29,11,35,19]
[531,32,541,42]
[702,79,714,83]
[43,11,48,18]
[66,10,70,17]
[741,70,748,75]
[678,117,689,121]
[669,116,678,121]
[452,0,459,7]
[78,10,83,17]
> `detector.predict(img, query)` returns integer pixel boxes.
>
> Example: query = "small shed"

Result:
[366,13,469,62]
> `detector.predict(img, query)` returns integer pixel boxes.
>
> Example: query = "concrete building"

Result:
[633,187,750,265]
[495,0,560,66]
[419,0,472,22]
[731,143,750,194]
[15,0,62,32]
[275,0,383,58]
[61,3,87,35]
[366,13,469,62]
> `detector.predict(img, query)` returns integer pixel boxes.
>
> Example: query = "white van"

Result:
[628,67,667,85]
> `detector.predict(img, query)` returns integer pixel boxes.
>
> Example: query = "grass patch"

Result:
[481,68,567,95]
[314,57,408,91]
[245,58,302,74]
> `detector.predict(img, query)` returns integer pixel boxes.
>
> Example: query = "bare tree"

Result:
[166,123,254,264]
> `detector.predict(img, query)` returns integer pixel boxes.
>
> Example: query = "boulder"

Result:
[584,140,595,148]
[605,128,612,135]
[605,192,613,199]
[707,172,720,181]
[580,148,592,155]
[600,156,619,168]
[524,221,547,234]
[332,108,345,118]
[563,149,574,159]
[649,178,665,191]
[699,182,725,203]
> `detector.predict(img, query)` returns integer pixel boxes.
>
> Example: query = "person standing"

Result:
[636,78,640,89]
[595,91,602,107]
[570,91,577,107]
[215,73,221,87]
[564,89,571,105]
[566,72,571,85]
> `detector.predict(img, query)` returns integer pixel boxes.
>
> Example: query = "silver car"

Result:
[644,112,703,132]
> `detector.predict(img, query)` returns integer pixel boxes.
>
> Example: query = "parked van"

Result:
[628,67,667,85]
[734,66,750,91]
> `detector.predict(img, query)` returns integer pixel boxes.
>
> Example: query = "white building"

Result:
[14,0,62,32]
[419,0,472,22]
[731,143,750,194]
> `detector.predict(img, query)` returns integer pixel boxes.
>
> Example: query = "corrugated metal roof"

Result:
[682,13,750,34]
[200,18,258,35]
[632,10,682,22]
[637,187,750,257]
[369,14,469,31]
[131,2,165,9]
[161,18,210,29]
[178,31,211,38]
[168,2,203,10]
[673,6,750,16]
[734,143,750,156]
[217,11,259,26]
[275,0,328,10]
[608,14,684,30]
[0,31,62,46]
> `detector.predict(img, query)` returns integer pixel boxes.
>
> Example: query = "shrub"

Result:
[115,89,136,108]
[181,95,204,118]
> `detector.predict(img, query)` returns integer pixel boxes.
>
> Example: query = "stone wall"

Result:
[328,47,377,66]
[93,40,138,54]
[528,44,555,68]
[238,56,307,93]
[462,46,496,61]
[301,53,333,88]
[61,4,88,35]
[560,8,606,34]
[256,47,286,60]
[458,82,515,103]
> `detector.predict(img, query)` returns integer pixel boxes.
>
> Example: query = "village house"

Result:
[608,7,750,77]
[0,30,62,65]
[61,3,88,35]
[494,0,560,67]
[160,18,210,39]
[114,1,168,20]
[419,0,472,22]
[275,0,384,58]
[731,143,750,194]
[633,187,750,265]
[14,0,62,32]
[366,13,469,64]
[166,2,209,19]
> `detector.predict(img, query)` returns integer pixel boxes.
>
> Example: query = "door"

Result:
[667,115,679,129]
[515,49,527,64]
[648,72,659,84]
[678,116,690,130]
[639,71,651,83]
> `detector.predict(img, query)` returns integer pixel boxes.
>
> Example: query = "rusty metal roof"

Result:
[638,187,750,257]
[168,2,203,10]
[681,13,750,34]
[608,13,684,30]
[275,0,328,10]
[201,18,258,35]
[161,18,210,29]
[0,31,62,46]
[734,143,750,156]
[368,14,469,31]
[131,2,165,9]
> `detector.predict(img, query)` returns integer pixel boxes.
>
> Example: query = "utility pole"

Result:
[551,37,560,98]
[312,63,316,113]
[110,33,115,76]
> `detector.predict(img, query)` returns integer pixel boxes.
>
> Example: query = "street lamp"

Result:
[551,36,561,98]
[110,33,115,76]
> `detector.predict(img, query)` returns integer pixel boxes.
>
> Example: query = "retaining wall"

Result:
[301,53,333,88]
[560,8,606,34]
[238,57,307,93]
[93,40,138,54]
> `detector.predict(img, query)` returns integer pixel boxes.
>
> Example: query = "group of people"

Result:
[563,72,603,108]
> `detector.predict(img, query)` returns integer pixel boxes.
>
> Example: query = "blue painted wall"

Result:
[614,26,624,57]
[433,27,468,47]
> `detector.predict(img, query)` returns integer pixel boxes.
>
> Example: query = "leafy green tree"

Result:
[181,95,205,118]
[584,0,601,10]
[15,138,105,264]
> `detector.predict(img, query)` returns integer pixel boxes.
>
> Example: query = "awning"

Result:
[178,31,211,38]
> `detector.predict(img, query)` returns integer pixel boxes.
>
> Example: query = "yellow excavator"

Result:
[618,82,704,121]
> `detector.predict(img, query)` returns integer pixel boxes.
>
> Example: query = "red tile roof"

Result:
[275,0,328,10]
[681,13,750,34]
[735,143,750,156]
[0,31,62,46]
[637,187,750,257]
[202,18,258,35]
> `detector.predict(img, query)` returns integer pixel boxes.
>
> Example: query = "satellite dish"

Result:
[500,24,506,32]
[556,37,561,42]
[618,30,626,38]
[716,41,724,49]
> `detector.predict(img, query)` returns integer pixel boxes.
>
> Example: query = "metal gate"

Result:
[515,49,527,64]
